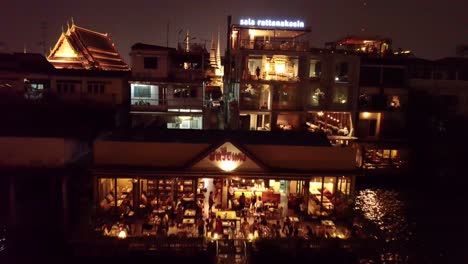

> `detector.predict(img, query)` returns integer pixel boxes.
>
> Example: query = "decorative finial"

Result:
[67,21,70,30]
[71,17,75,26]
[61,25,64,33]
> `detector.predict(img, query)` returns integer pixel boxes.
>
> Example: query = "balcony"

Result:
[237,39,309,52]
[130,98,202,112]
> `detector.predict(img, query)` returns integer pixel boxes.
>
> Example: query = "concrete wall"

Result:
[245,144,358,171]
[131,50,170,79]
[94,141,209,167]
[0,137,83,167]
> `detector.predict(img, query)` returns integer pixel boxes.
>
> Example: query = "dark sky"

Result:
[1,0,467,62]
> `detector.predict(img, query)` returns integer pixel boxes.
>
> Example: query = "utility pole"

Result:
[166,20,170,47]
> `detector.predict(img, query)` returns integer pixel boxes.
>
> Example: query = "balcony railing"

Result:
[131,98,203,112]
[237,39,309,52]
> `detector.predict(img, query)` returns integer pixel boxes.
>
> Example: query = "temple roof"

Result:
[47,23,129,71]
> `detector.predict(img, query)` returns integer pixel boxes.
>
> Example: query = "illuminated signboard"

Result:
[191,142,262,172]
[209,144,247,172]
[239,18,305,28]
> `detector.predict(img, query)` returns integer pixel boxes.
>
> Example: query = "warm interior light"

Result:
[213,233,219,240]
[317,111,324,117]
[218,161,238,172]
[178,116,192,121]
[118,230,127,239]
[248,233,254,240]
[274,61,286,74]
[361,112,371,119]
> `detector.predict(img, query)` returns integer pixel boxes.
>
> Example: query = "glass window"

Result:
[306,112,353,136]
[240,83,271,110]
[134,85,151,98]
[69,84,75,93]
[336,176,352,216]
[309,59,321,78]
[308,177,323,216]
[309,85,325,107]
[337,176,351,195]
[99,84,105,94]
[87,84,92,93]
[167,116,203,129]
[335,62,349,82]
[276,113,300,130]
[116,178,135,211]
[274,84,298,110]
[98,178,115,211]
[322,177,336,213]
[245,55,299,82]
[93,84,98,94]
[332,84,349,105]
[240,113,271,131]
[144,57,158,69]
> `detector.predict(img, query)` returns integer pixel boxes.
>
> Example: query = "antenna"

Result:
[39,21,48,56]
[166,20,170,47]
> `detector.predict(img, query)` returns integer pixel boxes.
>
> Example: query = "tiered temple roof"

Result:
[47,21,129,71]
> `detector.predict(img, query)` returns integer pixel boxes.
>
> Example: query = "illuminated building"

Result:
[128,38,221,130]
[325,36,393,57]
[0,22,131,133]
[92,129,357,220]
[224,16,361,148]
[47,20,130,71]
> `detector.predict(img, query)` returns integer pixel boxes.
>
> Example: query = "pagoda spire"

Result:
[216,27,221,69]
[209,33,217,68]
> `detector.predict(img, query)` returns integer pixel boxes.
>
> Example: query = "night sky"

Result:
[1,0,467,62]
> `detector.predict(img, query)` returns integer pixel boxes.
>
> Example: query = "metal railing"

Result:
[237,39,309,52]
[131,98,203,111]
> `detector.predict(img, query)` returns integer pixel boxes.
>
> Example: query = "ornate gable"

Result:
[191,141,264,172]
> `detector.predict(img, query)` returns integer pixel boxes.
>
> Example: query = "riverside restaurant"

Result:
[92,130,358,239]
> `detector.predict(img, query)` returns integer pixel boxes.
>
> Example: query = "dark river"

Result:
[0,175,463,263]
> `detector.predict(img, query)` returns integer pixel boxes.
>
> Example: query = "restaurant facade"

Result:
[92,130,358,237]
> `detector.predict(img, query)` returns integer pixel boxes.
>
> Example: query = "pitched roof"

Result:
[47,24,129,71]
[131,43,176,51]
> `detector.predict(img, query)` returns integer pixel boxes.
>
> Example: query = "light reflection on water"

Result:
[354,188,414,263]
[0,224,5,253]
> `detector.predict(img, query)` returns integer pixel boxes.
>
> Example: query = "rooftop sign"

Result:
[239,18,305,28]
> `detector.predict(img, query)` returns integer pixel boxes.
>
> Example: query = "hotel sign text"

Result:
[239,18,305,28]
